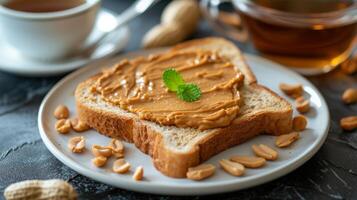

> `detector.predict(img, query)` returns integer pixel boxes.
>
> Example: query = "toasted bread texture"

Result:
[75,37,293,178]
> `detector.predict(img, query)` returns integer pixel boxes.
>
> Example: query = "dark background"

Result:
[1,0,357,199]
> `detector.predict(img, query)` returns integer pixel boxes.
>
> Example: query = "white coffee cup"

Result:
[0,0,100,61]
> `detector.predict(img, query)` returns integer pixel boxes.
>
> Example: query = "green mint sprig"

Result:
[163,68,201,102]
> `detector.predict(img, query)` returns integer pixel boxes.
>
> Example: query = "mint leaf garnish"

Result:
[163,68,185,92]
[162,68,201,102]
[177,84,201,102]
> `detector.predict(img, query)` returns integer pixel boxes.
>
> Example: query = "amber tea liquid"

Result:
[3,0,85,13]
[239,0,357,73]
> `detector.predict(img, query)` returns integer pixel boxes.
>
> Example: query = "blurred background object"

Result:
[201,0,357,75]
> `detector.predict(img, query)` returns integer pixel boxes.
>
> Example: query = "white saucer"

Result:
[0,9,130,76]
[38,50,329,195]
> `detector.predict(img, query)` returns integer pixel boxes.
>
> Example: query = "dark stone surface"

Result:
[1,0,357,199]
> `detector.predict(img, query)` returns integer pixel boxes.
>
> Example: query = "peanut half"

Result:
[252,144,278,161]
[68,136,85,153]
[109,139,125,158]
[275,132,300,148]
[53,105,69,119]
[219,159,245,176]
[70,118,90,132]
[342,88,357,104]
[230,156,266,168]
[92,156,107,167]
[92,145,113,157]
[279,83,303,98]
[55,119,71,134]
[186,164,216,181]
[340,116,357,131]
[295,97,310,113]
[293,115,308,131]
[4,179,77,200]
[113,159,131,174]
[133,166,144,181]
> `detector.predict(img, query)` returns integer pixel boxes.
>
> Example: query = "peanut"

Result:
[92,156,107,167]
[275,132,300,148]
[113,159,131,174]
[252,144,278,161]
[70,118,90,132]
[92,145,113,157]
[55,119,71,134]
[109,139,125,158]
[219,159,245,176]
[142,0,200,48]
[340,116,357,131]
[142,23,187,49]
[293,115,308,131]
[4,179,77,200]
[133,166,144,181]
[161,0,200,35]
[230,156,266,168]
[53,105,69,119]
[279,83,303,98]
[186,164,215,181]
[295,97,310,113]
[68,136,85,153]
[342,88,357,104]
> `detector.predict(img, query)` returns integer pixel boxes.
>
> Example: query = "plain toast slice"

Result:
[75,37,293,178]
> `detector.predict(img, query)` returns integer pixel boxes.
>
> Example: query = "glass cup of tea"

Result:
[201,0,357,75]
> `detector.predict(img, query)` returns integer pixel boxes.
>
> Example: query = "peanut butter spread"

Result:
[92,50,244,130]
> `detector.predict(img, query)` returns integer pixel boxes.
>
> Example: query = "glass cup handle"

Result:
[200,0,248,42]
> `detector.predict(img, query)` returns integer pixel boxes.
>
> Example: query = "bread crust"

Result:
[76,81,292,178]
[76,81,201,177]
[75,37,293,178]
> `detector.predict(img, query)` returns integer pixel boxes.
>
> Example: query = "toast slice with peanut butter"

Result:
[75,37,293,178]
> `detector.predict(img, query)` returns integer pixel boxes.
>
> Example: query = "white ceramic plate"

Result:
[0,9,130,76]
[38,50,329,195]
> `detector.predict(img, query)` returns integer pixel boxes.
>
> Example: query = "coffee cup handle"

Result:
[200,0,248,42]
